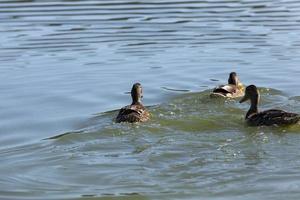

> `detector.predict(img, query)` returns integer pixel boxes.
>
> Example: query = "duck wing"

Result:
[211,84,237,97]
[248,109,300,126]
[116,104,150,123]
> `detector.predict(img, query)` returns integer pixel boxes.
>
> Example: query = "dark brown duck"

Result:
[240,85,300,126]
[116,83,150,123]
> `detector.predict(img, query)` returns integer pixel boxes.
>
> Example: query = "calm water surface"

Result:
[0,0,300,199]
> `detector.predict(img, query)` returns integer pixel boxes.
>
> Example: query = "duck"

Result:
[240,85,300,126]
[210,72,244,98]
[116,83,150,123]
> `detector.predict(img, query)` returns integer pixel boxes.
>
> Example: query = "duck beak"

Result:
[239,95,248,103]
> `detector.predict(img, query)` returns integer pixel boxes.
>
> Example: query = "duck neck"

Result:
[132,99,142,105]
[131,94,142,105]
[228,76,238,86]
[246,94,259,119]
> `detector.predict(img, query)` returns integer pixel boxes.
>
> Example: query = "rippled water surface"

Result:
[0,0,300,199]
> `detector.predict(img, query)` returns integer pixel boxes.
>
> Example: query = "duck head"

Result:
[131,83,143,104]
[228,72,240,86]
[239,85,260,104]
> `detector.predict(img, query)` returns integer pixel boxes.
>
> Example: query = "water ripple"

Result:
[1,1,300,199]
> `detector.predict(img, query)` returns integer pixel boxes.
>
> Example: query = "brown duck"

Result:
[116,83,150,123]
[210,72,244,98]
[240,85,300,126]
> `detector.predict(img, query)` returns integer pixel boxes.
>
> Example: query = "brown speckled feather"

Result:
[116,104,150,123]
[247,109,300,126]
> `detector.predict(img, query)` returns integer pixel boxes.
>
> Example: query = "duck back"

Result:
[247,109,300,126]
[116,104,150,123]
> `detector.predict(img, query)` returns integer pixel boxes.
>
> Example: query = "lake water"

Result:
[0,0,300,199]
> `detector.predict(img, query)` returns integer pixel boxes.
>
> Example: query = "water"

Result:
[0,0,300,199]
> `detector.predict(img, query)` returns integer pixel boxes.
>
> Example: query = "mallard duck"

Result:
[210,72,244,98]
[240,85,300,126]
[116,83,150,123]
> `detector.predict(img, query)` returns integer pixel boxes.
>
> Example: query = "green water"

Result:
[0,0,300,199]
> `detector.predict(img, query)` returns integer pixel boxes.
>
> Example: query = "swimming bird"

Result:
[116,83,150,123]
[210,72,244,98]
[240,85,300,126]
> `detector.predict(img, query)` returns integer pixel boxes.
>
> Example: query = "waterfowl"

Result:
[210,72,244,98]
[240,85,300,126]
[116,83,150,123]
